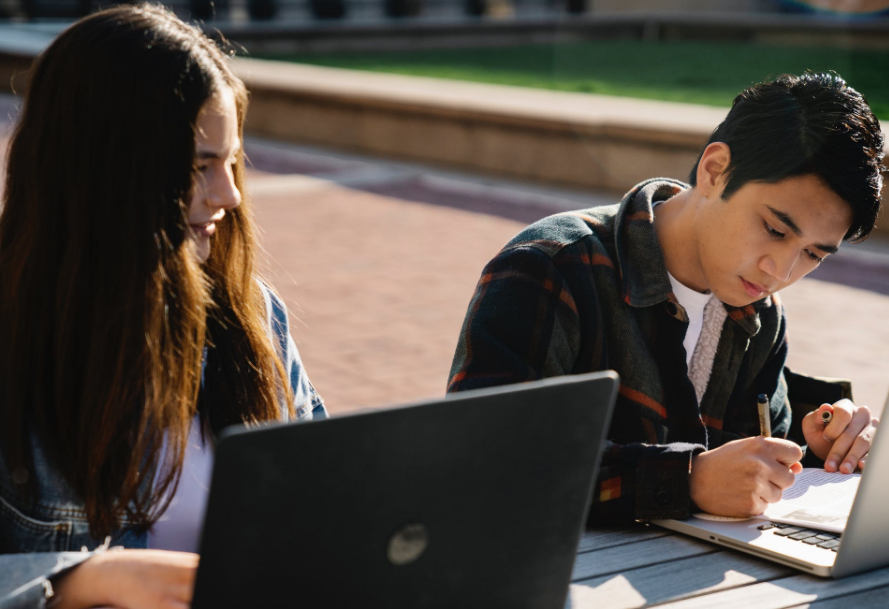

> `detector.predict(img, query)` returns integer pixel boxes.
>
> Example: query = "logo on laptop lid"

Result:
[387,523,428,566]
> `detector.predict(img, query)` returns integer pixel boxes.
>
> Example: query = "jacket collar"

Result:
[613,177,766,336]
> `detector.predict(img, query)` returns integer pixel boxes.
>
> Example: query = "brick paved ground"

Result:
[2,93,889,416]
[244,140,889,417]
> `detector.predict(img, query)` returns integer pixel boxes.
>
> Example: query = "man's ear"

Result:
[695,142,731,198]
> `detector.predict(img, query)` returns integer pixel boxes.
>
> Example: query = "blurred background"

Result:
[2,0,889,417]
[3,0,889,24]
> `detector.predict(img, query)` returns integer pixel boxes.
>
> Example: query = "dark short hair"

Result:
[689,73,884,242]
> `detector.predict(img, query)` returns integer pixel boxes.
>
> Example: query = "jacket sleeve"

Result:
[0,552,92,609]
[262,282,327,421]
[448,245,704,523]
[447,245,582,390]
[592,441,705,523]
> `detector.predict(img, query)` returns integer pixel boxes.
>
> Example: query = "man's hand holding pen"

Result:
[802,399,880,474]
[690,437,803,517]
[690,393,801,518]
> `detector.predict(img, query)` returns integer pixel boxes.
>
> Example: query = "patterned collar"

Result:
[613,177,767,337]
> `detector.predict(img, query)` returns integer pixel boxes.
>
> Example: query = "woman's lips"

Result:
[741,277,767,299]
[190,222,215,238]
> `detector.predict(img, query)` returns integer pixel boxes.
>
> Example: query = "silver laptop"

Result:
[652,397,889,578]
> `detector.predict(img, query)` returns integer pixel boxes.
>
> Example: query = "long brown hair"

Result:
[0,3,293,539]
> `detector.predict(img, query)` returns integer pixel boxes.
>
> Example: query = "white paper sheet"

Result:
[762,468,860,534]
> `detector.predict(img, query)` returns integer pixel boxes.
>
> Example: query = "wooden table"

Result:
[566,525,889,608]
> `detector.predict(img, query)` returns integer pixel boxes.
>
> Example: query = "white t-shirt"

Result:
[666,271,712,369]
[652,200,726,404]
[652,199,713,368]
[147,415,214,553]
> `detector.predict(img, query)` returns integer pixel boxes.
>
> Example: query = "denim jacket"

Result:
[0,283,327,607]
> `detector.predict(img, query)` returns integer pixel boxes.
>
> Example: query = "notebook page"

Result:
[762,468,860,534]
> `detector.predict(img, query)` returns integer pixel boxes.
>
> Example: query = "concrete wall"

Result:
[234,59,724,193]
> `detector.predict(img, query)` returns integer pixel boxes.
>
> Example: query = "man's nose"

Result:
[760,250,795,283]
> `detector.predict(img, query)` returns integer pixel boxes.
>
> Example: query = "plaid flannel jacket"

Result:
[448,178,798,523]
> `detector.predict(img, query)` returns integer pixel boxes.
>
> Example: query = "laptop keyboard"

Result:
[758,522,841,551]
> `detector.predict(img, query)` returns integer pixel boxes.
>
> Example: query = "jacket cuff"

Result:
[635,444,705,520]
[0,552,93,609]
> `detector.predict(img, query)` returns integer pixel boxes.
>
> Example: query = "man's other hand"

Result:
[690,437,803,517]
[802,399,879,474]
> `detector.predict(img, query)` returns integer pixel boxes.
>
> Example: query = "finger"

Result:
[825,408,871,472]
[750,496,770,517]
[762,481,785,504]
[839,427,876,474]
[823,399,856,442]
[859,454,868,470]
[767,462,797,490]
[761,437,803,465]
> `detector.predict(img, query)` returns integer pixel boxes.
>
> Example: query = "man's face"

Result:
[695,174,852,307]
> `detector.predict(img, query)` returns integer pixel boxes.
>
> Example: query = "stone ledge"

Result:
[233,58,726,192]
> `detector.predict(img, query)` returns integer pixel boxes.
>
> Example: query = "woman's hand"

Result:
[802,399,879,473]
[52,549,199,609]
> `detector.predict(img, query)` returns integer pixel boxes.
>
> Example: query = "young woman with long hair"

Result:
[0,4,326,607]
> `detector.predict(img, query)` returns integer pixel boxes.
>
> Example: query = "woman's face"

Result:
[188,89,241,263]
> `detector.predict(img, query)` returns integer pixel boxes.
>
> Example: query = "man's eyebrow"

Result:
[766,205,838,255]
[766,206,802,236]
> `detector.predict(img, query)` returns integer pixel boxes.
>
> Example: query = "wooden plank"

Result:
[786,584,889,608]
[649,566,889,609]
[568,550,791,609]
[577,525,671,553]
[572,534,716,581]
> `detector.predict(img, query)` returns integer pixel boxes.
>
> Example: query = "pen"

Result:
[821,410,833,425]
[757,393,772,438]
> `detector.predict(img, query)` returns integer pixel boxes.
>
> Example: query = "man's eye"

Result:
[806,250,824,263]
[764,222,785,238]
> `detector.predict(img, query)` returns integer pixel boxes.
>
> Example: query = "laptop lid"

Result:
[191,371,619,608]
[831,399,889,577]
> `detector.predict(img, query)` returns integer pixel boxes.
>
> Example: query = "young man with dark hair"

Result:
[448,73,884,522]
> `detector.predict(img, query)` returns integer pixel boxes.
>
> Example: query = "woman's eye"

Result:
[764,222,785,238]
